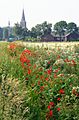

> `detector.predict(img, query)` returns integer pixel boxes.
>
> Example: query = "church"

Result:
[1,9,79,42]
[2,9,26,41]
[20,9,26,29]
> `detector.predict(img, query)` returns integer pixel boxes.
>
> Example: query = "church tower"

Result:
[20,9,26,28]
[8,21,11,37]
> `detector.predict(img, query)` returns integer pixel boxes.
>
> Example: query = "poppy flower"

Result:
[59,89,64,94]
[49,102,54,107]
[57,97,61,101]
[28,69,32,75]
[47,105,51,110]
[49,110,53,117]
[57,108,61,112]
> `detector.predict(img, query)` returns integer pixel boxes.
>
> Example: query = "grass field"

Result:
[0,41,79,120]
[16,41,79,47]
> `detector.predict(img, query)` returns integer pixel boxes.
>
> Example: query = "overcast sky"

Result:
[0,0,79,29]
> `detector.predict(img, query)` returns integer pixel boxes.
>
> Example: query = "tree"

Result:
[54,21,67,37]
[30,21,52,38]
[3,27,9,39]
[13,23,23,39]
[21,28,28,40]
[14,23,28,40]
[41,21,52,35]
[0,27,3,39]
[30,27,37,38]
[67,22,78,33]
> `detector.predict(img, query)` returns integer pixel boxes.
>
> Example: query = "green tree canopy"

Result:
[67,22,78,33]
[54,21,67,36]
[14,23,28,40]
[30,21,52,38]
[14,23,22,37]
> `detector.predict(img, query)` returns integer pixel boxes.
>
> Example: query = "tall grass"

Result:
[0,42,79,120]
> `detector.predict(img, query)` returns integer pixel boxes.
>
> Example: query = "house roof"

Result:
[41,34,55,42]
[65,31,79,37]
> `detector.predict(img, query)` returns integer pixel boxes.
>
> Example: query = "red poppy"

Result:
[27,69,32,75]
[20,56,27,63]
[76,93,79,97]
[58,74,64,77]
[45,77,49,81]
[64,58,70,62]
[25,78,28,81]
[54,69,59,73]
[54,73,57,78]
[28,63,31,66]
[40,86,44,91]
[8,43,16,50]
[23,49,31,55]
[54,68,60,73]
[57,55,60,59]
[33,64,36,68]
[47,105,51,110]
[38,81,40,85]
[47,69,52,75]
[49,110,53,117]
[71,60,76,65]
[40,75,44,79]
[20,54,30,64]
[57,108,61,111]
[48,61,50,64]
[57,97,61,101]
[59,89,64,94]
[49,102,54,107]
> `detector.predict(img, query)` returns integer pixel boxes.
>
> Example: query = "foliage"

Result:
[14,23,28,40]
[14,23,23,37]
[1,20,79,42]
[54,21,67,36]
[3,27,9,39]
[12,21,79,42]
[67,22,78,33]
[0,42,79,120]
[30,21,52,38]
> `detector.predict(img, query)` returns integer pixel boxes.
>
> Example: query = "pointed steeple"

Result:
[8,21,10,27]
[22,9,25,21]
[20,9,26,28]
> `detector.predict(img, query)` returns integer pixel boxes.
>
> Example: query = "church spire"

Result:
[22,9,25,21]
[20,9,26,28]
[8,21,10,27]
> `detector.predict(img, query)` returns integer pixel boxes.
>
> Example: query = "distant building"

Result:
[1,8,79,42]
[2,21,14,41]
[41,34,57,42]
[41,31,79,42]
[65,31,79,41]
[0,27,3,40]
[7,21,11,37]
[3,27,9,40]
[20,9,26,29]
[0,9,27,41]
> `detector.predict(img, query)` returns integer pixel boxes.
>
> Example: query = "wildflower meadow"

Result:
[0,41,79,120]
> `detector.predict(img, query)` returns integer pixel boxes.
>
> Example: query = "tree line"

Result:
[2,21,79,41]
[14,21,79,41]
